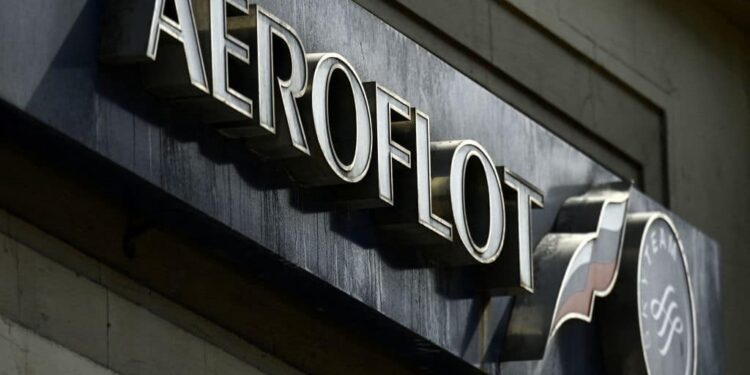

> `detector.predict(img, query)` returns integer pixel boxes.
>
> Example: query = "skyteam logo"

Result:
[600,213,697,375]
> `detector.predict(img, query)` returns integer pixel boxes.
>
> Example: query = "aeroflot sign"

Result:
[136,1,542,273]
[102,1,696,373]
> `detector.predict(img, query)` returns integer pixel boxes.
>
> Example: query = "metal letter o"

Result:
[310,53,372,183]
[449,141,506,263]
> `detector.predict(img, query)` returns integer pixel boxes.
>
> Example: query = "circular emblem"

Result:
[599,212,697,375]
[636,215,696,375]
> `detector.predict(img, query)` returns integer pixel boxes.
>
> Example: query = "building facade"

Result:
[0,0,746,374]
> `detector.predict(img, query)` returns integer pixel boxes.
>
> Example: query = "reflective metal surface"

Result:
[210,0,253,119]
[414,110,453,241]
[310,53,371,183]
[482,169,544,294]
[370,83,411,206]
[286,53,373,186]
[435,140,506,264]
[253,6,309,154]
[147,0,209,93]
